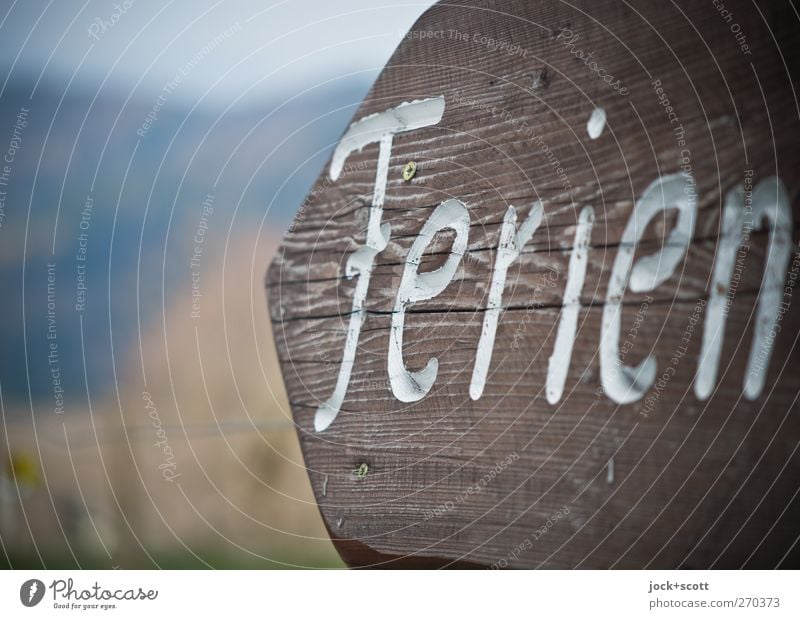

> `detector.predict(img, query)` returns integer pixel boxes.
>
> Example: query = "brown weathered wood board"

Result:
[267,0,800,568]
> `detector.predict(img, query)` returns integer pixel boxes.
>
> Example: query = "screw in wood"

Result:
[402,161,417,181]
[355,462,369,479]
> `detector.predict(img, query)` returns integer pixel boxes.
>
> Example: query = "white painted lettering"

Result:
[314,97,446,432]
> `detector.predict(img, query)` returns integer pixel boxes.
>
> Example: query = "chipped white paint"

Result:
[329,97,446,181]
[601,173,697,404]
[587,107,606,139]
[695,176,793,401]
[546,206,595,404]
[469,202,544,400]
[694,185,743,401]
[314,96,446,432]
[389,199,470,402]
[311,99,796,421]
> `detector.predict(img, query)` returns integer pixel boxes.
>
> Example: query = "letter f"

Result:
[314,96,446,431]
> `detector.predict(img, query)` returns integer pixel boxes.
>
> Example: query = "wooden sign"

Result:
[267,0,800,568]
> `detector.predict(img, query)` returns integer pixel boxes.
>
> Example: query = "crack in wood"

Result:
[270,290,761,324]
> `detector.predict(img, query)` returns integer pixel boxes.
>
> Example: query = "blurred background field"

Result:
[0,0,434,568]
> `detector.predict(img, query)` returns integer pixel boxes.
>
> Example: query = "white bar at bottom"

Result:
[1,570,797,617]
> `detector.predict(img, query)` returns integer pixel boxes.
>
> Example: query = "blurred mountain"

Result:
[0,74,369,408]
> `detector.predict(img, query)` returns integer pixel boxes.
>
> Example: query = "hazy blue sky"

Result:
[0,0,437,103]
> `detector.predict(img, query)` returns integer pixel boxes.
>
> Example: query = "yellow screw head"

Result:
[402,161,417,181]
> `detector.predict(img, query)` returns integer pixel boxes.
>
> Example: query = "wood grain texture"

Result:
[267,0,800,568]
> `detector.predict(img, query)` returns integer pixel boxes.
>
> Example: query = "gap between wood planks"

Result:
[269,287,762,324]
